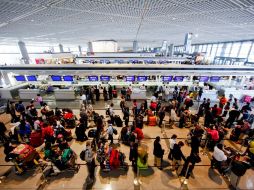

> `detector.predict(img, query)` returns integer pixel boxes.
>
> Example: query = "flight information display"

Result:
[51,75,62,81]
[137,76,147,81]
[126,76,135,81]
[199,76,209,82]
[210,76,220,82]
[162,76,173,82]
[100,76,110,81]
[26,75,37,81]
[174,76,184,82]
[15,75,26,81]
[63,76,73,81]
[88,76,98,81]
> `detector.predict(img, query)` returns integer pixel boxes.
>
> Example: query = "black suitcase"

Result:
[88,129,97,138]
[114,115,123,127]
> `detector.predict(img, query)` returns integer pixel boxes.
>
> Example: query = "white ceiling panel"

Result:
[0,0,253,47]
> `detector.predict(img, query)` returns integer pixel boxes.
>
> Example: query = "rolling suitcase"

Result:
[114,115,123,127]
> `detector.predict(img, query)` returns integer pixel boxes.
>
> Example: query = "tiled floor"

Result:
[0,99,253,190]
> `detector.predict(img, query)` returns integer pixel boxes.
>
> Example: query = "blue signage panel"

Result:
[51,75,62,81]
[88,76,98,81]
[162,76,173,82]
[27,75,37,81]
[100,76,110,81]
[15,75,26,81]
[126,76,135,82]
[137,76,147,81]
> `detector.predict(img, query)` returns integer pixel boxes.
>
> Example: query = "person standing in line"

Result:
[153,136,164,170]
[35,94,44,107]
[95,86,100,101]
[107,120,114,144]
[171,141,186,173]
[123,106,130,126]
[80,93,87,108]
[108,85,113,100]
[9,101,18,123]
[103,87,108,101]
[158,106,166,128]
[168,134,177,161]
[83,141,96,183]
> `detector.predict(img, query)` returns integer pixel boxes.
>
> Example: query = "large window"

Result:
[224,43,232,57]
[206,44,212,55]
[230,42,241,57]
[248,44,254,62]
[238,41,252,58]
[198,45,203,52]
[216,43,224,56]
[210,44,218,58]
[202,44,207,52]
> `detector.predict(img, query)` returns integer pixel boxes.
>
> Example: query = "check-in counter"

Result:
[200,90,218,101]
[221,87,254,99]
[54,89,76,100]
[0,83,28,99]
[19,89,41,100]
[131,88,147,99]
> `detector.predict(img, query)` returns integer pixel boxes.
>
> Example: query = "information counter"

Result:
[54,89,76,100]
[19,89,41,100]
[131,88,147,99]
[200,90,218,101]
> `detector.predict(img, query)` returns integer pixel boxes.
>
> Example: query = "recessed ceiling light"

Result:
[31,19,34,22]
[172,17,176,20]
[195,34,199,38]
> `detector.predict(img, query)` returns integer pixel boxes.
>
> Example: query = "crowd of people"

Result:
[0,84,253,188]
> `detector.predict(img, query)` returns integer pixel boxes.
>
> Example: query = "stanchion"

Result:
[134,167,142,185]
[201,137,208,156]
[180,163,190,190]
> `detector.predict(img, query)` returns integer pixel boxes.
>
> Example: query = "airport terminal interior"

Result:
[1,0,254,190]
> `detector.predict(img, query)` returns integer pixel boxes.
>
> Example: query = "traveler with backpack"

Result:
[107,121,114,144]
[153,136,164,170]
[80,141,96,183]
[16,101,25,119]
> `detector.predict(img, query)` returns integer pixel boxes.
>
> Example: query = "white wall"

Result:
[92,41,118,52]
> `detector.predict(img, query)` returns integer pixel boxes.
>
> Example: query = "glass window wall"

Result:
[230,42,241,57]
[238,41,252,58]
[224,43,232,57]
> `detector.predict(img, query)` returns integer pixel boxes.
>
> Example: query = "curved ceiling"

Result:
[0,0,254,47]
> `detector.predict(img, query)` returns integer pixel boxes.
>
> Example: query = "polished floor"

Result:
[0,99,253,190]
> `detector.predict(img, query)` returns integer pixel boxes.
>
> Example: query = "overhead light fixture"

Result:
[195,34,199,38]
[172,17,176,20]
[0,22,8,28]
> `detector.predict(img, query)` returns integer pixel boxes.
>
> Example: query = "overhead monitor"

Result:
[26,75,37,81]
[174,76,184,82]
[15,75,26,81]
[100,76,110,81]
[88,76,98,81]
[137,76,147,81]
[63,75,73,81]
[210,76,220,82]
[199,76,209,82]
[51,75,62,81]
[162,76,173,82]
[126,76,135,82]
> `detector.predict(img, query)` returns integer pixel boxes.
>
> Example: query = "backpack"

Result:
[61,148,72,163]
[113,128,118,135]
[16,104,24,112]
[80,149,87,161]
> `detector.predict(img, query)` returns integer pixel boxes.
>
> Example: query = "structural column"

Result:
[59,44,64,53]
[133,40,138,52]
[184,33,193,54]
[168,43,174,57]
[78,45,82,55]
[18,41,30,64]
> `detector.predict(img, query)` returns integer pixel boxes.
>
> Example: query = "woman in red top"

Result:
[206,125,219,150]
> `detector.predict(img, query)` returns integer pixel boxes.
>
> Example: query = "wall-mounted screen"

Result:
[137,76,147,81]
[27,75,37,81]
[63,76,73,81]
[162,76,173,82]
[100,76,110,81]
[199,76,209,82]
[51,75,62,81]
[88,76,98,81]
[174,76,184,82]
[126,76,135,82]
[210,76,220,82]
[15,75,26,81]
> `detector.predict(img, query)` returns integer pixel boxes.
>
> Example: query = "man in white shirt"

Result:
[81,93,87,107]
[211,144,227,174]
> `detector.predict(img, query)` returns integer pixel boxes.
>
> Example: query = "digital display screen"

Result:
[100,76,110,81]
[26,75,37,81]
[126,76,135,82]
[51,75,62,81]
[199,76,209,82]
[210,76,220,82]
[174,76,184,82]
[137,76,147,81]
[88,76,98,81]
[63,76,73,81]
[15,75,26,81]
[162,76,173,82]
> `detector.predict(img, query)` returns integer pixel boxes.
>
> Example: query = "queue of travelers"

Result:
[1,84,254,188]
